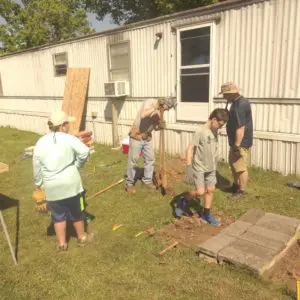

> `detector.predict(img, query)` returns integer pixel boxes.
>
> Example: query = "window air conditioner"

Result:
[104,81,129,97]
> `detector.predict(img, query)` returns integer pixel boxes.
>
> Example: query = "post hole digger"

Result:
[153,108,168,195]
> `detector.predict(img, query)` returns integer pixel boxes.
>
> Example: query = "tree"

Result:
[0,0,94,54]
[86,0,221,25]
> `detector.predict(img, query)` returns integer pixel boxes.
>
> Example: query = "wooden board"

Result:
[62,68,90,135]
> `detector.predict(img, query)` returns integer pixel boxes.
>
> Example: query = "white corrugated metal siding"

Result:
[0,0,300,175]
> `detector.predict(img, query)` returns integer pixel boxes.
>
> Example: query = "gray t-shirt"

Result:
[192,125,218,172]
[133,99,160,133]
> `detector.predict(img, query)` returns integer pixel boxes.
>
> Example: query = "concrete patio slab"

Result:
[197,210,300,276]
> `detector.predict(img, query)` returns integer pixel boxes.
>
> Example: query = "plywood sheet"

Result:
[62,68,90,134]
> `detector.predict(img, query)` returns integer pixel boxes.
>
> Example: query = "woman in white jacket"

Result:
[33,110,91,251]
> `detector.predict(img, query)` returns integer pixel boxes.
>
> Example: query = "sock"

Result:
[204,208,210,217]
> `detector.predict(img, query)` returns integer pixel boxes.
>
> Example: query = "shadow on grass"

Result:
[47,191,95,242]
[169,192,203,218]
[216,171,232,193]
[0,193,20,262]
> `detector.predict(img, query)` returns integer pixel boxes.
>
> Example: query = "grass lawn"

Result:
[0,127,299,300]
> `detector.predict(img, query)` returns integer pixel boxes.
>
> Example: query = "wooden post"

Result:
[112,99,119,147]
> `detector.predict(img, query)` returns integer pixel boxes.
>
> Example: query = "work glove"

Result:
[32,189,48,214]
[183,165,195,186]
[158,120,166,129]
[232,145,242,159]
[153,98,165,110]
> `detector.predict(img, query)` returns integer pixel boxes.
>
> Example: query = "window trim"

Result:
[53,52,68,77]
[176,22,215,121]
[107,40,131,85]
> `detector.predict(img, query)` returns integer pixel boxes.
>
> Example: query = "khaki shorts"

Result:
[229,147,250,173]
[193,170,217,190]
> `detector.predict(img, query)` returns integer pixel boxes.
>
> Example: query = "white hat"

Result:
[49,110,75,126]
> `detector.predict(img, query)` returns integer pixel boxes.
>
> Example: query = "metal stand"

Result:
[0,210,17,265]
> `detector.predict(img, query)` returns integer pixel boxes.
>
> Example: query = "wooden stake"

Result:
[159,241,178,256]
[112,99,119,147]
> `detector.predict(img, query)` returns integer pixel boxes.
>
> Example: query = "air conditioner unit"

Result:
[104,81,129,97]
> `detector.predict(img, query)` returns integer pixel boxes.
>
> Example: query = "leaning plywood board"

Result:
[62,68,90,135]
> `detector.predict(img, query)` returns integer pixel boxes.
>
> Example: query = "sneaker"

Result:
[225,183,239,193]
[175,195,187,218]
[200,214,221,227]
[125,185,136,194]
[144,183,157,190]
[56,243,68,252]
[77,232,94,247]
[228,190,248,200]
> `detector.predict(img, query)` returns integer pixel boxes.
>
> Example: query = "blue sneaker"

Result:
[200,214,221,227]
[175,196,187,218]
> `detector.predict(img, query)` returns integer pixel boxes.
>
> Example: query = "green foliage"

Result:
[86,0,221,25]
[0,0,93,54]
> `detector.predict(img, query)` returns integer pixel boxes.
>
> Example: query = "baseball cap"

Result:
[163,97,177,109]
[49,110,76,126]
[219,82,240,95]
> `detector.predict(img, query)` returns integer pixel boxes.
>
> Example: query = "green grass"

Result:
[0,127,299,300]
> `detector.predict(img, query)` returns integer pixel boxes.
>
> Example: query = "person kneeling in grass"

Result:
[177,108,229,226]
[33,110,92,251]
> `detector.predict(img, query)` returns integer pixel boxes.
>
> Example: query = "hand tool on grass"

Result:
[153,109,167,195]
[113,224,123,231]
[158,241,179,256]
[135,227,157,238]
[87,178,125,200]
[135,231,145,237]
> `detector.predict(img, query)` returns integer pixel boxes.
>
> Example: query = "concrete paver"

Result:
[239,208,265,224]
[218,238,277,274]
[256,213,300,236]
[222,220,252,238]
[197,232,236,258]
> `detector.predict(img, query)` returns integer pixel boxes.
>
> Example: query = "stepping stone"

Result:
[239,226,290,252]
[222,220,253,238]
[239,208,265,224]
[218,238,278,275]
[256,213,300,236]
[197,232,236,258]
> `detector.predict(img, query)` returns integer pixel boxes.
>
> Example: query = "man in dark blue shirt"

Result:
[219,82,253,200]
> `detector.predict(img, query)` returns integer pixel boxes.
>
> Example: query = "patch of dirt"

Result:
[159,213,235,251]
[153,157,186,196]
[264,240,300,292]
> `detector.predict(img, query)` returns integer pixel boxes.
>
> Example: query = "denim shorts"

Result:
[47,194,83,224]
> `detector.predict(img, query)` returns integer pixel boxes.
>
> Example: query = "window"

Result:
[108,41,130,81]
[53,52,68,76]
[180,26,210,102]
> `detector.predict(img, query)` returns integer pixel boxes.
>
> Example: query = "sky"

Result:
[0,0,119,33]
[88,13,119,32]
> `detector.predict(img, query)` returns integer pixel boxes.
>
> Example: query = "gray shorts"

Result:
[193,170,217,190]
